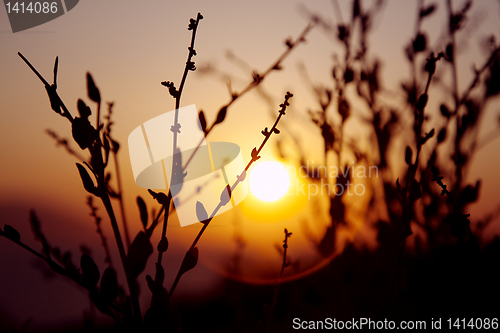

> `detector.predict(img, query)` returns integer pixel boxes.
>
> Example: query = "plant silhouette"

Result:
[2,12,307,332]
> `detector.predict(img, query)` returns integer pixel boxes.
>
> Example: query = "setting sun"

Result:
[249,161,290,202]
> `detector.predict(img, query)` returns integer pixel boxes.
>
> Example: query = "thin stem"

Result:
[181,23,313,172]
[430,165,472,237]
[154,194,172,284]
[112,151,131,248]
[152,14,203,290]
[100,191,142,321]
[146,205,165,238]
[96,102,101,137]
[87,196,113,268]
[169,92,293,299]
[266,228,292,331]
[18,52,73,122]
[94,117,142,321]
[46,129,87,162]
[175,14,202,111]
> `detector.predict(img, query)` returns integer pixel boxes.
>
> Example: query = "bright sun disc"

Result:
[249,161,290,202]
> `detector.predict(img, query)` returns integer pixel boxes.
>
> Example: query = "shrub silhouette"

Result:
[3,12,306,332]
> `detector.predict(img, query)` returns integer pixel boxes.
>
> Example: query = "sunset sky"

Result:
[1,0,499,330]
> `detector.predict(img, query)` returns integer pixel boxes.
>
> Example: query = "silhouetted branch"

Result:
[169,92,293,299]
[264,228,292,331]
[181,24,313,173]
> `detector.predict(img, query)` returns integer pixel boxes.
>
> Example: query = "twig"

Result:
[430,164,472,236]
[19,53,142,322]
[46,129,87,162]
[169,92,293,298]
[87,196,113,267]
[104,102,131,248]
[151,13,204,292]
[266,228,292,331]
[181,24,313,173]
[18,52,73,122]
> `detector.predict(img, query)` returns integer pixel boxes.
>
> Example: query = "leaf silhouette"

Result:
[148,189,170,206]
[214,106,227,125]
[72,99,97,149]
[220,184,232,206]
[440,104,451,118]
[87,73,101,104]
[196,201,208,222]
[405,146,413,165]
[179,247,199,276]
[344,66,354,83]
[45,85,61,114]
[76,163,98,195]
[338,97,350,121]
[412,33,427,53]
[251,147,260,161]
[198,110,207,133]
[420,128,435,145]
[170,147,187,197]
[458,180,481,206]
[437,128,447,143]
[157,237,168,253]
[100,267,118,303]
[52,56,58,87]
[136,196,148,230]
[81,254,100,287]
[420,4,436,18]
[4,225,20,242]
[127,232,153,278]
[416,93,428,112]
[77,99,91,118]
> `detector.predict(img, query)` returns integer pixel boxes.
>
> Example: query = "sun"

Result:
[249,161,290,202]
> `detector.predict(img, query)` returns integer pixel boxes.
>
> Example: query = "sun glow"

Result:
[249,161,290,202]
